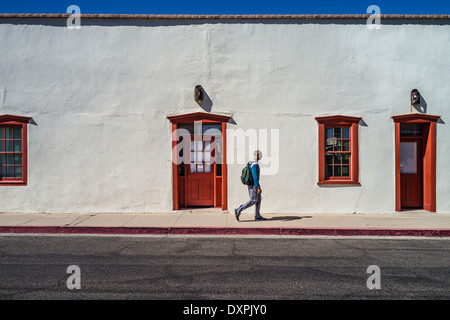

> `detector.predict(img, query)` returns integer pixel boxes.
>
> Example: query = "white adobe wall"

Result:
[0,18,449,213]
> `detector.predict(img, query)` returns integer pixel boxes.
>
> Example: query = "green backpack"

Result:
[240,162,254,185]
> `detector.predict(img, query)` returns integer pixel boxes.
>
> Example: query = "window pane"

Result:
[178,163,185,177]
[6,166,14,178]
[0,166,4,178]
[5,128,13,139]
[325,153,333,165]
[342,165,350,177]
[178,146,184,161]
[196,151,203,162]
[342,154,350,165]
[5,140,13,152]
[202,124,222,135]
[216,164,222,176]
[178,137,184,156]
[197,164,204,172]
[215,137,222,164]
[326,128,333,139]
[14,141,21,152]
[334,127,341,139]
[0,128,4,139]
[178,124,194,135]
[325,165,333,178]
[400,124,422,137]
[342,127,350,139]
[190,151,196,163]
[0,141,3,152]
[204,151,211,163]
[190,164,196,173]
[400,142,417,174]
[204,164,211,173]
[0,154,4,165]
[14,128,22,139]
[343,140,350,151]
[325,139,333,152]
[333,154,341,165]
[15,166,22,178]
[334,165,341,177]
[6,154,13,165]
[334,140,342,151]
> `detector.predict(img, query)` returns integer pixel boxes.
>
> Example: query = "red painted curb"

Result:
[0,225,449,237]
[279,227,450,237]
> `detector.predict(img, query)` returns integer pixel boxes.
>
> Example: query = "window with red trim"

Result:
[325,126,351,178]
[0,115,29,186]
[316,115,361,185]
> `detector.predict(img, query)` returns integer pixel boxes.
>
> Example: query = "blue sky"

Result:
[0,0,449,15]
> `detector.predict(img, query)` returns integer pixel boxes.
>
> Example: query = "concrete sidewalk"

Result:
[1,211,450,237]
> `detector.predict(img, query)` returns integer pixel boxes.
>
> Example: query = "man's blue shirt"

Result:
[249,160,260,189]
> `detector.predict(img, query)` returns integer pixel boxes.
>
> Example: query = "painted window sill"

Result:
[0,180,27,186]
[317,180,360,186]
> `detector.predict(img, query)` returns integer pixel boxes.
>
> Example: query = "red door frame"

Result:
[168,112,230,211]
[392,114,440,212]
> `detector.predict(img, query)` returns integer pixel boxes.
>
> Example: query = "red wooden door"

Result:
[400,138,423,208]
[187,138,214,207]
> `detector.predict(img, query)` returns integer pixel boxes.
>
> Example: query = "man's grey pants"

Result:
[236,185,262,218]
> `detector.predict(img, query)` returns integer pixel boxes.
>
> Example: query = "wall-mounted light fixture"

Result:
[411,89,421,105]
[410,89,421,113]
[194,85,204,103]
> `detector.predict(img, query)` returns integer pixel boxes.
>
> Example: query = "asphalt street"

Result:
[0,235,449,300]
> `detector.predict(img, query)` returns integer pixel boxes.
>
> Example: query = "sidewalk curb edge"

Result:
[1,225,450,237]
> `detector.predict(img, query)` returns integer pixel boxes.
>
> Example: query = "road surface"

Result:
[1,234,449,300]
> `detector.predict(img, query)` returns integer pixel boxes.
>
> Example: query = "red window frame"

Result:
[316,115,361,185]
[0,115,30,186]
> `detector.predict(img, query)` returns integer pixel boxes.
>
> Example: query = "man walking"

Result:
[235,150,267,221]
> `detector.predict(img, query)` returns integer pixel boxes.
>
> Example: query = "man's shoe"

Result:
[234,209,240,221]
[255,216,267,221]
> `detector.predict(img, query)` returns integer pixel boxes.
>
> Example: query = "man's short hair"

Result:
[254,150,262,158]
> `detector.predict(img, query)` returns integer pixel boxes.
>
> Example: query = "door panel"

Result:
[187,138,214,207]
[190,180,199,200]
[400,139,423,208]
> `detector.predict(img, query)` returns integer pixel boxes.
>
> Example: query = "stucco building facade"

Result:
[0,14,449,214]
